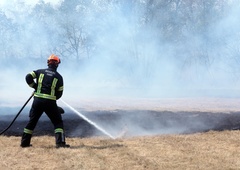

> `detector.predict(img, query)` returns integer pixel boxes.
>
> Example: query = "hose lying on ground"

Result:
[0,92,34,135]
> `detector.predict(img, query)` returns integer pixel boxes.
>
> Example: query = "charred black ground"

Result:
[1,108,240,138]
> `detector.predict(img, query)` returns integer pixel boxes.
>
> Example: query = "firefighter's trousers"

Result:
[21,97,66,147]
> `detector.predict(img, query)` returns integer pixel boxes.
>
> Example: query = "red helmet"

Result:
[47,54,61,65]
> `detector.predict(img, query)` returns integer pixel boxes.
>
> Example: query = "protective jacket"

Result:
[26,66,63,100]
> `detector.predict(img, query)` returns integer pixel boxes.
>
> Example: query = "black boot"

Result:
[21,133,32,147]
[55,132,70,148]
[56,143,70,148]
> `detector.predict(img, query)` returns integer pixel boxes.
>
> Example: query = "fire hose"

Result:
[0,92,34,135]
[0,92,118,139]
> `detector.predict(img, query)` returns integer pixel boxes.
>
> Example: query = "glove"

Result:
[58,106,65,114]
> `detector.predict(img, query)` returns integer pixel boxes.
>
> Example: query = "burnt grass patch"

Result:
[1,109,240,137]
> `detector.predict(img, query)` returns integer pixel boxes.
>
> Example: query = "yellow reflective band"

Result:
[30,71,36,78]
[51,78,58,96]
[55,128,64,133]
[58,86,64,91]
[24,128,33,134]
[37,73,44,93]
[34,93,56,100]
[29,82,35,88]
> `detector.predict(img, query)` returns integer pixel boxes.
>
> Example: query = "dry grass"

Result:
[0,130,240,170]
[1,97,240,169]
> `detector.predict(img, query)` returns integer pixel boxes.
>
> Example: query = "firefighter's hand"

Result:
[58,106,65,114]
[33,83,37,91]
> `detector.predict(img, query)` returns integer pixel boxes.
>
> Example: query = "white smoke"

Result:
[0,1,239,104]
[0,0,239,139]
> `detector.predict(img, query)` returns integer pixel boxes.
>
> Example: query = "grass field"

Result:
[0,130,240,170]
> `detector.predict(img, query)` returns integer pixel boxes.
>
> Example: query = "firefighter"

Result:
[20,54,70,148]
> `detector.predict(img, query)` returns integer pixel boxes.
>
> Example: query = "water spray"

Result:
[60,99,116,139]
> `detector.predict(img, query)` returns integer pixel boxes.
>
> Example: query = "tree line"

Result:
[0,0,239,73]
